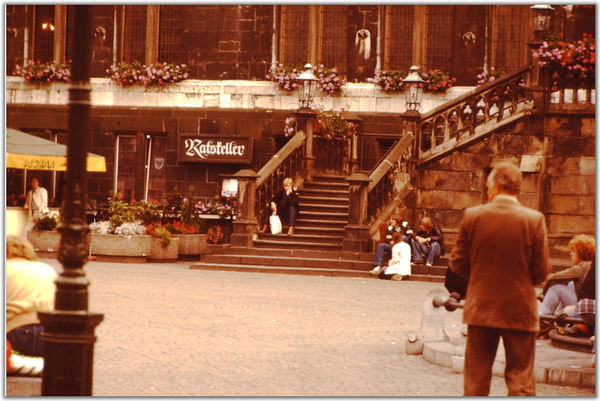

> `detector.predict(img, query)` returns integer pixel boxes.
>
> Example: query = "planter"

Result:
[148,238,179,262]
[91,234,151,262]
[27,230,60,253]
[173,234,207,260]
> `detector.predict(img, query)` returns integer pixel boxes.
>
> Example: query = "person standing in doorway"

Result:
[24,177,49,230]
[449,161,551,396]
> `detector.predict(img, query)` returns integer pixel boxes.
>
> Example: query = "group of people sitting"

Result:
[369,216,595,344]
[369,214,445,280]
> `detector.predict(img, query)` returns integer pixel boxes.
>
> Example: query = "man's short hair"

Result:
[488,162,522,195]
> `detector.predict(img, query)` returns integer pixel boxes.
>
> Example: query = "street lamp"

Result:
[531,5,555,42]
[403,66,426,114]
[297,63,318,110]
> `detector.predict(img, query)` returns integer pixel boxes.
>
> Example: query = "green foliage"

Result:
[151,225,173,247]
[316,107,357,139]
[33,213,59,231]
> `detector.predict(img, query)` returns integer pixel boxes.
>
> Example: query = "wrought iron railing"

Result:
[313,135,351,175]
[254,131,306,223]
[417,66,533,164]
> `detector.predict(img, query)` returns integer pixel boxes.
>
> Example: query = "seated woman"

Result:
[6,235,57,357]
[259,177,300,236]
[538,234,595,317]
[377,231,411,281]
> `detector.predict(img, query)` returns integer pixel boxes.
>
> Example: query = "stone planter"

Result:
[27,230,61,254]
[148,237,179,262]
[90,234,151,263]
[173,234,207,260]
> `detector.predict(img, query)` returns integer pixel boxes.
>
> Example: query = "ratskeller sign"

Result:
[178,135,253,164]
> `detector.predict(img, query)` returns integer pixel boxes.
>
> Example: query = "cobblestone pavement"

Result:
[41,259,595,397]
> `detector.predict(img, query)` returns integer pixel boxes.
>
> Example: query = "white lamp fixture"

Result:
[531,5,555,37]
[403,66,426,112]
[297,63,319,109]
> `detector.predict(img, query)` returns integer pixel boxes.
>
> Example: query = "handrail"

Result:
[254,131,307,221]
[256,130,307,188]
[368,133,414,193]
[419,65,531,121]
[416,65,532,164]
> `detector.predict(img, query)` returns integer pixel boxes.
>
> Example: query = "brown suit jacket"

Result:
[449,195,551,332]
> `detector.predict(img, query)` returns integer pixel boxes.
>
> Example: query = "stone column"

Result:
[228,169,260,248]
[343,173,372,253]
[294,108,317,182]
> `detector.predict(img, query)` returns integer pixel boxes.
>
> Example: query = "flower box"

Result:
[148,237,179,262]
[90,234,151,262]
[173,234,208,260]
[27,230,61,254]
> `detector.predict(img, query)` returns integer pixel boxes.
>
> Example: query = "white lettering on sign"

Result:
[184,139,246,159]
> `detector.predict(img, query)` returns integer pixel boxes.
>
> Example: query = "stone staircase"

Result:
[191,174,453,282]
[253,174,349,251]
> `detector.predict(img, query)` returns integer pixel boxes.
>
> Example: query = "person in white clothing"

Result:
[24,177,49,231]
[377,231,412,281]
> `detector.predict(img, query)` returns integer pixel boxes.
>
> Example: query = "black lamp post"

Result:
[402,66,426,117]
[37,5,104,396]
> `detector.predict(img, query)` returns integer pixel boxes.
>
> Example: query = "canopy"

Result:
[6,128,107,172]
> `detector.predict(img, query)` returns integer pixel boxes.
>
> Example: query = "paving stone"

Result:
[35,258,595,397]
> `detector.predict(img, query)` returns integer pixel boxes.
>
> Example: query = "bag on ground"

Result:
[270,213,282,235]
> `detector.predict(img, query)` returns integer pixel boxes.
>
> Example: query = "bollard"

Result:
[406,289,451,355]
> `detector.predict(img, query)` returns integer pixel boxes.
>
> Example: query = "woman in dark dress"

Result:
[259,177,300,236]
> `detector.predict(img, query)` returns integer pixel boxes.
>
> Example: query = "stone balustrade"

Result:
[6,76,475,115]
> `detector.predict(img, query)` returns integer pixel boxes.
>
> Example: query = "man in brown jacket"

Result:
[449,162,551,396]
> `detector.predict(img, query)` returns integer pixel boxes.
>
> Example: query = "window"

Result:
[115,135,138,202]
[33,5,55,63]
[280,6,310,65]
[145,136,167,202]
[114,134,167,202]
[425,5,453,72]
[280,5,348,73]
[385,5,414,70]
[492,5,529,72]
[320,5,347,72]
[123,5,148,63]
[158,5,185,64]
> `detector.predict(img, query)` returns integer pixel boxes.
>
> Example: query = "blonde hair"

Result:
[6,235,38,261]
[569,234,595,261]
[283,178,294,187]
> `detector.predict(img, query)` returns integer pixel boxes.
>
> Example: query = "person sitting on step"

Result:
[370,214,411,275]
[376,231,412,281]
[410,216,445,267]
[259,177,300,236]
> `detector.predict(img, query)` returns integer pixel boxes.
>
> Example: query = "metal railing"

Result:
[313,135,351,175]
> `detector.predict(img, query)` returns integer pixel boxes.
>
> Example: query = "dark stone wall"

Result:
[406,113,595,256]
[7,104,405,204]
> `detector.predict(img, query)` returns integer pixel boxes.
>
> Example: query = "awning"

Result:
[6,128,107,172]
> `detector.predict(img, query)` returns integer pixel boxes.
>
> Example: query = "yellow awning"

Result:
[6,128,106,172]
